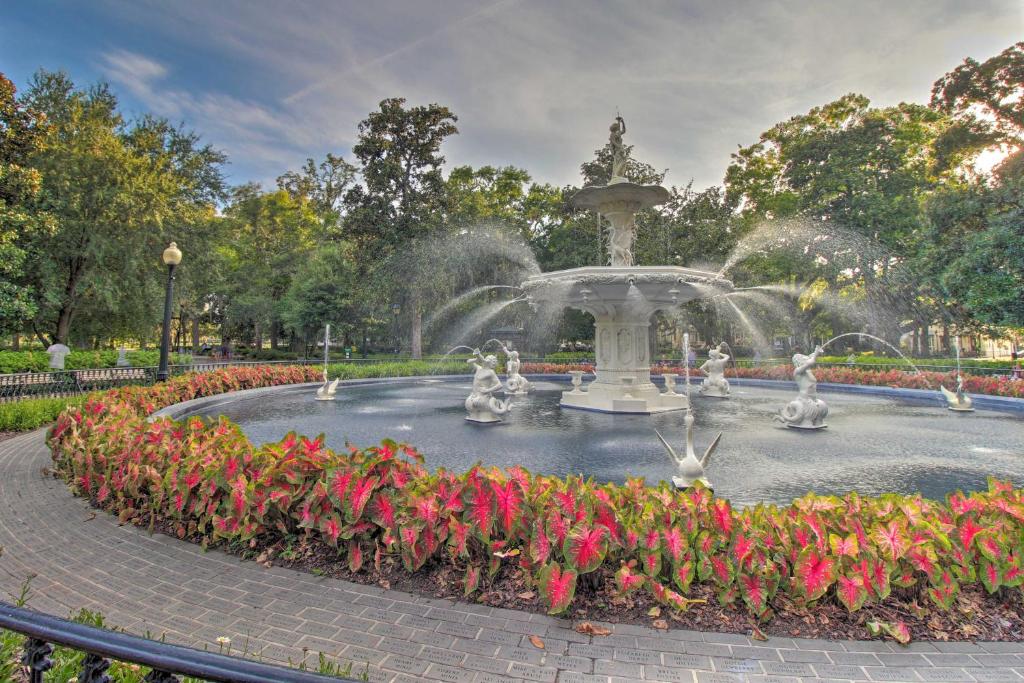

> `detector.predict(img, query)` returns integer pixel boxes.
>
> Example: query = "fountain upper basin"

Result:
[522,265,733,317]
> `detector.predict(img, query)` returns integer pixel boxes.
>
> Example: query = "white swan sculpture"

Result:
[655,409,721,490]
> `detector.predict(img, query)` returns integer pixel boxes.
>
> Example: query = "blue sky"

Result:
[3,0,1021,190]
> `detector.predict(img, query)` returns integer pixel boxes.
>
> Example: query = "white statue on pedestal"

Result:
[466,349,512,423]
[316,369,339,401]
[656,409,721,490]
[699,343,730,397]
[609,115,627,181]
[503,347,531,396]
[776,346,829,429]
[940,375,974,412]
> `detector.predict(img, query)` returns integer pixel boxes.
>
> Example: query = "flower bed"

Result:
[521,363,1024,399]
[47,365,1024,642]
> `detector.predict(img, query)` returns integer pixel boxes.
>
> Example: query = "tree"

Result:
[18,70,226,346]
[0,72,50,336]
[344,97,458,357]
[219,187,320,350]
[277,153,357,235]
[279,243,361,346]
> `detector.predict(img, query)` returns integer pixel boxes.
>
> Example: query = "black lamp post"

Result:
[157,241,182,382]
[391,303,400,355]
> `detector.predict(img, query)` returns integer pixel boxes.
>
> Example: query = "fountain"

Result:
[465,348,513,423]
[315,324,339,401]
[699,342,731,397]
[775,345,829,429]
[522,116,733,413]
[941,338,974,412]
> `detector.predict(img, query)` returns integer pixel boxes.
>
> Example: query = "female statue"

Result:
[465,348,513,422]
[699,343,730,397]
[609,115,627,180]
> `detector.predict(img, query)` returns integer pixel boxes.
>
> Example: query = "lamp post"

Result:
[391,303,400,355]
[157,241,182,382]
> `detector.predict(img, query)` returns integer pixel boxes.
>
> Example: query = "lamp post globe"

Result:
[157,241,182,382]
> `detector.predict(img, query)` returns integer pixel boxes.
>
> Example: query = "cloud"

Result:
[89,0,1022,190]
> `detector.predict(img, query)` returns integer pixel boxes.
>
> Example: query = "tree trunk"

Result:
[411,307,423,359]
[270,321,279,350]
[254,322,262,351]
[55,305,74,345]
[191,317,200,352]
[11,335,19,351]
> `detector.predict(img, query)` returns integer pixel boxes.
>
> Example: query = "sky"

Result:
[2,0,1021,191]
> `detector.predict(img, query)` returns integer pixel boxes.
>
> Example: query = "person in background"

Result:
[1012,350,1022,379]
[753,349,762,365]
[687,347,697,368]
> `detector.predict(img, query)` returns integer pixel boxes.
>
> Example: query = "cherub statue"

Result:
[775,345,829,428]
[699,343,730,397]
[503,345,531,395]
[465,348,513,422]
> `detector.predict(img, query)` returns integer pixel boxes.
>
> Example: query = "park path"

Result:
[2,429,1023,683]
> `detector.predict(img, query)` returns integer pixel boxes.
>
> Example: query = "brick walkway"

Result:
[2,429,1023,683]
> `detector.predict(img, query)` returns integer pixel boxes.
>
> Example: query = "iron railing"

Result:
[0,602,360,683]
[0,602,357,682]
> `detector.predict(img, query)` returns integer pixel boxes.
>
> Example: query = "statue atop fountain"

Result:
[466,348,513,423]
[609,115,627,183]
[775,346,828,429]
[522,115,734,414]
[699,343,731,397]
[656,408,721,490]
[503,346,531,396]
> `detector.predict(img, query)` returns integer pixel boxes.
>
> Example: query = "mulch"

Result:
[143,516,1024,644]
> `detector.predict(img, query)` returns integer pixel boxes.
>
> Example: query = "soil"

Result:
[131,514,1024,644]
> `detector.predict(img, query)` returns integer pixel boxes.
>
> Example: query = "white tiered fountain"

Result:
[523,117,734,414]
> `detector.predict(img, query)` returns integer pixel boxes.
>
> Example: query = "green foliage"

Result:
[0,350,191,373]
[0,395,85,431]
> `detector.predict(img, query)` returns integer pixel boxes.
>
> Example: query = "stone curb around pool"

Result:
[5,428,1024,683]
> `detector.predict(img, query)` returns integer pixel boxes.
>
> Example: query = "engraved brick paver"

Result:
[2,428,1024,682]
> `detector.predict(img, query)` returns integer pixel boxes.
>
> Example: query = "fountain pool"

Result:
[172,377,1024,507]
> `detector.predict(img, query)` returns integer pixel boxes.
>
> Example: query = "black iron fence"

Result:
[0,602,356,682]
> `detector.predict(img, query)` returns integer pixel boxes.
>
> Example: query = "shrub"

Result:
[48,364,1024,640]
[0,396,86,431]
[0,350,191,373]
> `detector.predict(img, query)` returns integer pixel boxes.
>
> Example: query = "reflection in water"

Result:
[189,380,1024,507]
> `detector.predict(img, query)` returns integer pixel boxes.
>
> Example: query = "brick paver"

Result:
[2,428,1023,682]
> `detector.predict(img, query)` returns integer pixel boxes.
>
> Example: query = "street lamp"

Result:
[391,303,401,355]
[157,241,182,382]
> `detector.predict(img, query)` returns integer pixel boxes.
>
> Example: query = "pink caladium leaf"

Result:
[662,526,686,565]
[538,562,577,615]
[872,520,909,561]
[491,479,524,536]
[563,524,609,574]
[738,572,770,617]
[836,574,868,612]
[463,565,481,597]
[795,547,836,601]
[347,540,363,573]
[926,569,959,610]
[867,619,911,644]
[828,533,859,558]
[614,564,646,595]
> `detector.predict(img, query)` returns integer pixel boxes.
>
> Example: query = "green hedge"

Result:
[817,354,1012,369]
[0,350,192,373]
[0,396,86,432]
